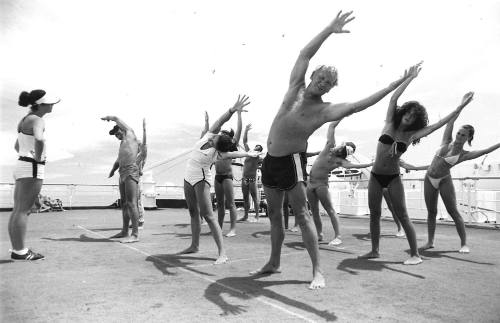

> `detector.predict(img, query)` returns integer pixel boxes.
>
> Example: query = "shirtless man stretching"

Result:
[307,119,373,245]
[251,10,416,289]
[239,124,264,222]
[103,116,141,243]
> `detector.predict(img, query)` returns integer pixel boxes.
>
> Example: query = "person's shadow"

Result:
[42,234,113,243]
[337,257,426,279]
[251,230,270,238]
[146,253,217,276]
[419,249,495,265]
[204,274,337,321]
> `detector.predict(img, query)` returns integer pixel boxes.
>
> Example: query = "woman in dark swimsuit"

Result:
[359,62,474,265]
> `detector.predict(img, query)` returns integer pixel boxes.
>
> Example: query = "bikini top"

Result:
[436,151,461,166]
[378,134,407,156]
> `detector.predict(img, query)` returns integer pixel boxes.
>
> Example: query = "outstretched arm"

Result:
[399,159,428,171]
[200,111,209,138]
[321,64,416,121]
[142,118,147,146]
[386,62,422,122]
[342,161,374,169]
[288,11,355,90]
[306,151,321,157]
[462,143,500,162]
[220,150,262,160]
[243,124,251,152]
[101,115,133,132]
[410,92,474,142]
[233,110,243,145]
[440,113,459,146]
[209,95,250,133]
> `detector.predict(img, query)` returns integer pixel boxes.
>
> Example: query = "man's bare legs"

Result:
[240,182,251,222]
[120,177,140,243]
[110,181,130,239]
[316,186,342,245]
[249,181,260,222]
[180,181,227,264]
[306,187,323,241]
[288,183,325,289]
[250,186,284,275]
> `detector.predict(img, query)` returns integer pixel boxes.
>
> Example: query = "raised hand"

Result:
[328,10,355,33]
[204,111,209,121]
[143,118,146,128]
[230,94,251,113]
[403,61,423,79]
[101,116,114,122]
[460,91,474,108]
[245,123,252,132]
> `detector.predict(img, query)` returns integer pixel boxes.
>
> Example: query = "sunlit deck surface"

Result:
[1,208,499,322]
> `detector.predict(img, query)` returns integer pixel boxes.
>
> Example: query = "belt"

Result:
[19,156,45,178]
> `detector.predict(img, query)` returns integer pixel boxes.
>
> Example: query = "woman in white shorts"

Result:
[178,95,261,264]
[9,89,60,261]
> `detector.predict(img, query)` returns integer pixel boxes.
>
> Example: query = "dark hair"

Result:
[109,125,120,135]
[461,124,474,145]
[220,128,234,138]
[254,144,263,152]
[18,89,46,110]
[216,133,238,152]
[344,141,356,153]
[393,101,428,145]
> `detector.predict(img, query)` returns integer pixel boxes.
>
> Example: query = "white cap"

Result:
[35,92,61,105]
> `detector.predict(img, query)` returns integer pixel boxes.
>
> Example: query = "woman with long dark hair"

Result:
[359,62,474,265]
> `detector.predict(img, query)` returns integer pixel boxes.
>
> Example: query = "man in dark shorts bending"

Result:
[102,116,141,243]
[251,10,415,289]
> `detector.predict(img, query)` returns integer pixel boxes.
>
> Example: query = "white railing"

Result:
[1,178,499,226]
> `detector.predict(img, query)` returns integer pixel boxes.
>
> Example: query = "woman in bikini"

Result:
[421,115,500,253]
[359,61,474,265]
[179,95,261,264]
[9,89,60,261]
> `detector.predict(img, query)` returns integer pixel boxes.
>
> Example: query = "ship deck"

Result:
[1,209,499,322]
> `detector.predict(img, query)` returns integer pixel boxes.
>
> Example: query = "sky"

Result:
[1,0,500,185]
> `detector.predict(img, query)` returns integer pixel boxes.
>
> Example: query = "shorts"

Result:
[184,168,211,187]
[261,152,307,191]
[13,157,45,180]
[242,177,256,185]
[119,164,140,184]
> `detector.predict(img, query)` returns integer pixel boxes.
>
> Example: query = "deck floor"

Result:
[1,208,499,322]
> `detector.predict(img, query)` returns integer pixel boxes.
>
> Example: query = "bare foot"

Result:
[225,231,236,237]
[358,251,380,259]
[420,242,434,250]
[403,256,423,265]
[395,230,405,237]
[214,255,229,265]
[328,238,342,246]
[250,263,281,275]
[318,232,324,242]
[459,245,470,253]
[308,271,326,290]
[177,246,199,254]
[109,232,128,239]
[120,236,139,244]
